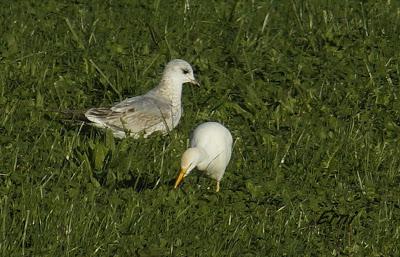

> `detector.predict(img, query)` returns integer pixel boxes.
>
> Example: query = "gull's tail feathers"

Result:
[84,107,121,127]
[85,107,114,119]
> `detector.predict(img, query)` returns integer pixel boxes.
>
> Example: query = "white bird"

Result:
[174,122,233,192]
[85,59,199,138]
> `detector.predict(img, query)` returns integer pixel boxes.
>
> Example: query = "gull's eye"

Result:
[182,68,189,74]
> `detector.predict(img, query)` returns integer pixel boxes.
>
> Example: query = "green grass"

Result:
[1,0,400,256]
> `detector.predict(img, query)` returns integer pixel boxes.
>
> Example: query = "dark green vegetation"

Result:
[1,0,400,256]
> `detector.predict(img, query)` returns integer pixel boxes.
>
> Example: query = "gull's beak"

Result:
[174,167,187,189]
[189,79,200,87]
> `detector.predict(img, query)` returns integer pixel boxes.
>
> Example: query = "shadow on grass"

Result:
[94,170,176,193]
[114,174,156,192]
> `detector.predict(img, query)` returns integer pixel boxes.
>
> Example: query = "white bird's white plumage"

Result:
[85,59,198,138]
[174,122,233,192]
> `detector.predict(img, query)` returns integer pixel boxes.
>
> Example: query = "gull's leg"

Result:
[216,181,220,192]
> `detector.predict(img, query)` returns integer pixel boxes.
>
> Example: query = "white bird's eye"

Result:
[182,68,189,74]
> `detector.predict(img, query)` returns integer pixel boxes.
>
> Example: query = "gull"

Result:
[174,122,233,192]
[85,59,199,138]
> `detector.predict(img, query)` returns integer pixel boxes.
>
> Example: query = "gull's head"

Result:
[164,59,199,86]
[174,148,202,189]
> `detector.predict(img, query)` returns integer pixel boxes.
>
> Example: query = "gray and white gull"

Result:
[85,59,199,138]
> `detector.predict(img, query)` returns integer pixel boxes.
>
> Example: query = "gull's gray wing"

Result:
[110,95,148,112]
[85,95,173,135]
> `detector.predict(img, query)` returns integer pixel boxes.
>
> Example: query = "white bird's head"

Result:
[163,59,199,86]
[174,148,204,189]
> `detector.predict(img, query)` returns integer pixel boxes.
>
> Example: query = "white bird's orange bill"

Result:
[174,168,187,188]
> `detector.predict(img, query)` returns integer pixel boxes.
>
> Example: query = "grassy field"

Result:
[1,0,400,256]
